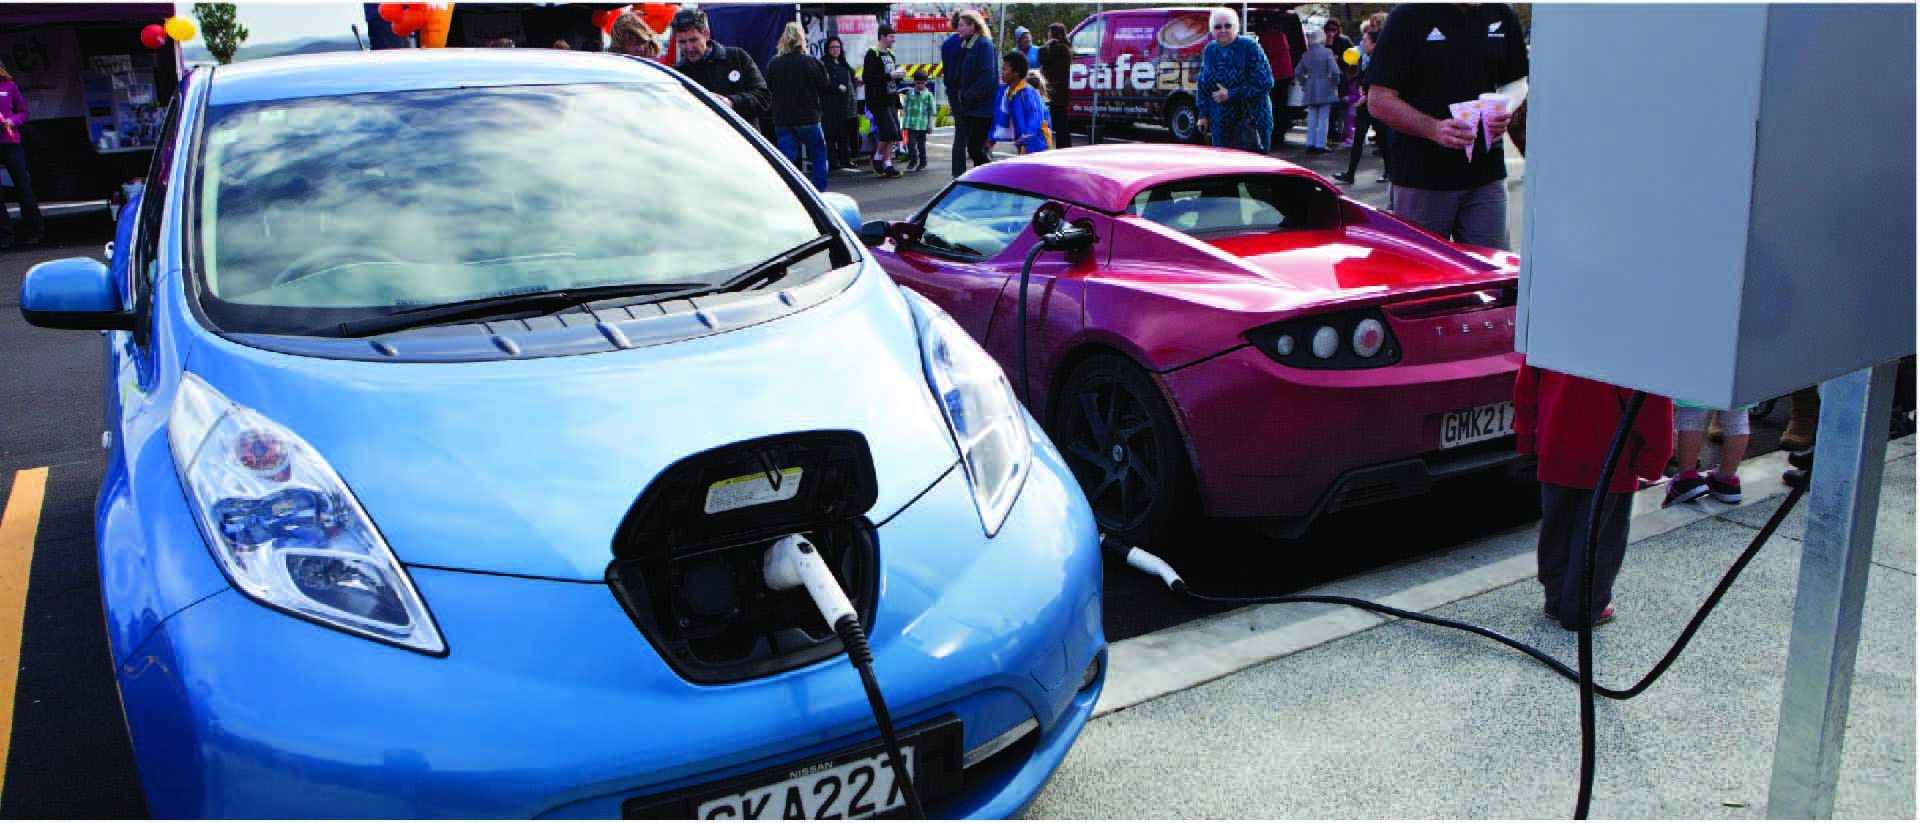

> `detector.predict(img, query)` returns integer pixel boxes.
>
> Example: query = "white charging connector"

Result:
[763,534,856,628]
[761,533,927,818]
[1099,535,1186,593]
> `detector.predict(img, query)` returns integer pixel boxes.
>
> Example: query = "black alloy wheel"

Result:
[1049,355,1192,548]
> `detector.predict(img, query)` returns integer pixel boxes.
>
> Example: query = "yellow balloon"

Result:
[1343,47,1361,65]
[165,16,197,43]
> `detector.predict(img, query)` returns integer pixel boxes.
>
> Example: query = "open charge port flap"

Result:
[607,431,881,684]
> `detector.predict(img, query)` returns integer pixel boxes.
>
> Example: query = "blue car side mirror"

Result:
[19,257,134,331]
[820,192,862,231]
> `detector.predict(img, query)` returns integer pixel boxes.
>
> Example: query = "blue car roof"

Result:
[207,49,679,107]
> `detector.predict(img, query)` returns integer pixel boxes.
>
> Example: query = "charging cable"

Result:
[1103,411,1808,819]
[1014,214,1097,407]
[763,534,926,819]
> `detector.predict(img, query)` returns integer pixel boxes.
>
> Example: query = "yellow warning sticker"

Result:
[704,468,804,514]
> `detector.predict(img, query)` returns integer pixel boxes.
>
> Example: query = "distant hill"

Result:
[183,35,362,65]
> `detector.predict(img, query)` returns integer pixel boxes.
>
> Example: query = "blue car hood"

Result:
[180,266,959,581]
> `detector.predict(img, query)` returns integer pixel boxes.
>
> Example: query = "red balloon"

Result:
[141,24,167,49]
[381,3,429,37]
[638,3,678,36]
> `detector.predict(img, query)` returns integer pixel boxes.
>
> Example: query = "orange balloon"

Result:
[417,4,454,48]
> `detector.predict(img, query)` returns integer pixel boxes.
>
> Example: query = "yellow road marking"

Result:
[0,467,49,802]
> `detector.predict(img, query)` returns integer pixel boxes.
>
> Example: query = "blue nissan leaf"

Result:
[19,50,1104,818]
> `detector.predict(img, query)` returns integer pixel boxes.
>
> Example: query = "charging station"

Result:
[1518,4,1915,816]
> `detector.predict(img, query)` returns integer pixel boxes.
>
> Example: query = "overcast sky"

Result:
[217,3,367,44]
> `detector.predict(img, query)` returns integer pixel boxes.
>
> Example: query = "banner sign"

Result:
[893,14,951,34]
[0,26,86,120]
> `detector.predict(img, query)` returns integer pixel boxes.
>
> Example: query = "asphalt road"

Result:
[0,125,1791,817]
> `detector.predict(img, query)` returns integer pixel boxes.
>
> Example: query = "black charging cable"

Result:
[1102,394,1809,819]
[835,616,927,820]
[1014,212,1097,407]
[1571,390,1642,818]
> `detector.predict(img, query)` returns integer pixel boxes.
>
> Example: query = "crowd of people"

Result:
[556,4,1544,261]
[559,5,1521,224]
[594,8,1070,190]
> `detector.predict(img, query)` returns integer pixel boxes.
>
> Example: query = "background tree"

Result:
[192,3,250,65]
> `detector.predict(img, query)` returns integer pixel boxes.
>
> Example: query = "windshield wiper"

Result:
[333,282,707,337]
[709,234,837,293]
[333,234,838,338]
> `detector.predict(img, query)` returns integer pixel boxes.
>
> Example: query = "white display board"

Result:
[1517,4,1915,407]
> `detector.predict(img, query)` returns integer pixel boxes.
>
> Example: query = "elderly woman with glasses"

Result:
[1194,6,1275,153]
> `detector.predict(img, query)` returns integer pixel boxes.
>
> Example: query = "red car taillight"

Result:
[1246,308,1401,369]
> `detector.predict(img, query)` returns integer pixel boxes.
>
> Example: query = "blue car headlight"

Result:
[167,372,446,655]
[902,288,1032,537]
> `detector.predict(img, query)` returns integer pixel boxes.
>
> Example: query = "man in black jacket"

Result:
[862,24,907,178]
[670,8,772,132]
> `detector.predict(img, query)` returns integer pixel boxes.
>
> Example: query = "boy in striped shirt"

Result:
[902,70,936,172]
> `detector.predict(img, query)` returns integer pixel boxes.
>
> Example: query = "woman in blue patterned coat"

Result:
[1194,7,1275,154]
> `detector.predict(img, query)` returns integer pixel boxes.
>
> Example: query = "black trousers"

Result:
[907,129,928,166]
[0,143,43,243]
[1048,102,1072,148]
[1268,87,1302,148]
[948,100,966,176]
[1342,103,1391,179]
[826,118,859,167]
[961,114,993,168]
[1537,482,1632,629]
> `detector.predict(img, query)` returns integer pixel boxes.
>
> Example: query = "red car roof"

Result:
[959,144,1336,214]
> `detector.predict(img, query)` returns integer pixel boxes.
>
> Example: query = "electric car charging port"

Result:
[607,431,881,684]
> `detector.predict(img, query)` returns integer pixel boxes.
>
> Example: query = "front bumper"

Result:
[114,428,1104,818]
[1162,346,1525,520]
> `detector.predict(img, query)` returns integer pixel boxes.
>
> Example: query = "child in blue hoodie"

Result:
[988,50,1052,155]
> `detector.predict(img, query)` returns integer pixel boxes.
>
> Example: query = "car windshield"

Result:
[194,82,821,335]
[917,184,1052,260]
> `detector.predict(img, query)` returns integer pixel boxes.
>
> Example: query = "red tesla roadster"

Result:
[861,145,1526,546]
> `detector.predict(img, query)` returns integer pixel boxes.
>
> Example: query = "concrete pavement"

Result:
[1027,439,1915,818]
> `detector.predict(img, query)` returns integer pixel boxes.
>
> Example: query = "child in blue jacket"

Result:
[988,50,1052,155]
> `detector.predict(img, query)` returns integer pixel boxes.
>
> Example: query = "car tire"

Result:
[1048,355,1193,549]
[1165,97,1200,144]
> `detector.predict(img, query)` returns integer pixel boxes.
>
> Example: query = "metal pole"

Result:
[1090,1,1102,145]
[1766,360,1899,818]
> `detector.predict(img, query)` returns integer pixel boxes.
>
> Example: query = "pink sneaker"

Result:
[1707,472,1743,504]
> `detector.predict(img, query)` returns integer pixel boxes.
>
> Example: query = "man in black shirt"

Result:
[863,24,907,178]
[1366,3,1528,249]
[671,8,772,133]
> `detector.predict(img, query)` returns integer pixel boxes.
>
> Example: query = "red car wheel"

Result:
[1049,356,1192,548]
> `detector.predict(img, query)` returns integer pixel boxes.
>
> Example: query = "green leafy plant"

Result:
[192,3,250,65]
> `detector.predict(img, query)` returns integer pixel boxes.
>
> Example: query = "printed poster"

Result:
[0,26,86,120]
